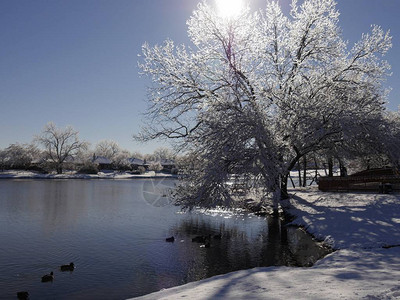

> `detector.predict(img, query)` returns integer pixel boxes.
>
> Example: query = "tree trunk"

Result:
[297,161,302,187]
[339,160,347,177]
[312,156,319,186]
[328,157,333,177]
[302,155,307,187]
[280,174,289,200]
[289,174,296,188]
[57,165,62,174]
[281,153,303,201]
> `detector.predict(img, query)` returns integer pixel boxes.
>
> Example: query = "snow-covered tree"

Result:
[144,147,176,162]
[94,140,133,169]
[138,0,392,212]
[0,148,6,171]
[36,122,88,174]
[113,150,132,170]
[383,108,400,167]
[152,147,175,161]
[148,161,163,172]
[95,140,121,161]
[324,107,400,173]
[3,143,40,170]
[131,151,144,159]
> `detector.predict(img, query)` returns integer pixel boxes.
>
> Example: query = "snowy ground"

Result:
[0,170,176,179]
[133,187,400,300]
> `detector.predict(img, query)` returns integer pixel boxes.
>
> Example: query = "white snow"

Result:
[284,187,400,250]
[132,187,400,300]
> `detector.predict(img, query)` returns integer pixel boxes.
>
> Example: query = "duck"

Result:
[60,262,75,271]
[17,291,29,299]
[41,271,54,282]
[165,236,175,242]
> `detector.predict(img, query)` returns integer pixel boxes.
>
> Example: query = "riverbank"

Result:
[0,170,177,179]
[133,187,400,299]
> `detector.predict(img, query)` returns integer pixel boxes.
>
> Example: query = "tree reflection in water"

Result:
[169,211,332,282]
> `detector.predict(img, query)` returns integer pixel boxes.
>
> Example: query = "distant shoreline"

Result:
[0,170,179,180]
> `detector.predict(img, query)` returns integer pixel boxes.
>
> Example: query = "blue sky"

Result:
[1,0,399,154]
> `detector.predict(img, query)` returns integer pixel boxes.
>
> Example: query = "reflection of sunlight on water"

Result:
[193,206,250,219]
[376,220,393,227]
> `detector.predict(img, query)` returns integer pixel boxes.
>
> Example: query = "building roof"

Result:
[350,167,397,177]
[127,158,144,165]
[93,156,111,164]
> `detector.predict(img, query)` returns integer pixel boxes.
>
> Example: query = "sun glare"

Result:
[216,0,244,18]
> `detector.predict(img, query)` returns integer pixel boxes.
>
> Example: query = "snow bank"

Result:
[132,187,400,299]
[285,187,400,249]
[134,248,400,300]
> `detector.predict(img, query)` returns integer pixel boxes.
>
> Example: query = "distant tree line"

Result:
[0,122,177,174]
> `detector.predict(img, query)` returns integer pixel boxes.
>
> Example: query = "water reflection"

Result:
[0,179,331,299]
[170,211,331,283]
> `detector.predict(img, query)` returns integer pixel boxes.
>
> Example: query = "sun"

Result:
[216,0,245,18]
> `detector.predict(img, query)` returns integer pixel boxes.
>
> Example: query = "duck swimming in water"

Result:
[60,262,75,271]
[165,236,175,242]
[41,272,54,282]
[17,291,29,299]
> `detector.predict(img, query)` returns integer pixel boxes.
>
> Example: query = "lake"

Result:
[0,179,329,299]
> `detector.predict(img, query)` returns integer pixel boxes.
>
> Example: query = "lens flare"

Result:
[216,0,244,18]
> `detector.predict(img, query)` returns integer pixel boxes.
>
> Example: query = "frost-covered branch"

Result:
[136,0,393,210]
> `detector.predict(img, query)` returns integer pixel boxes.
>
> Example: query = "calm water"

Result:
[0,179,328,299]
